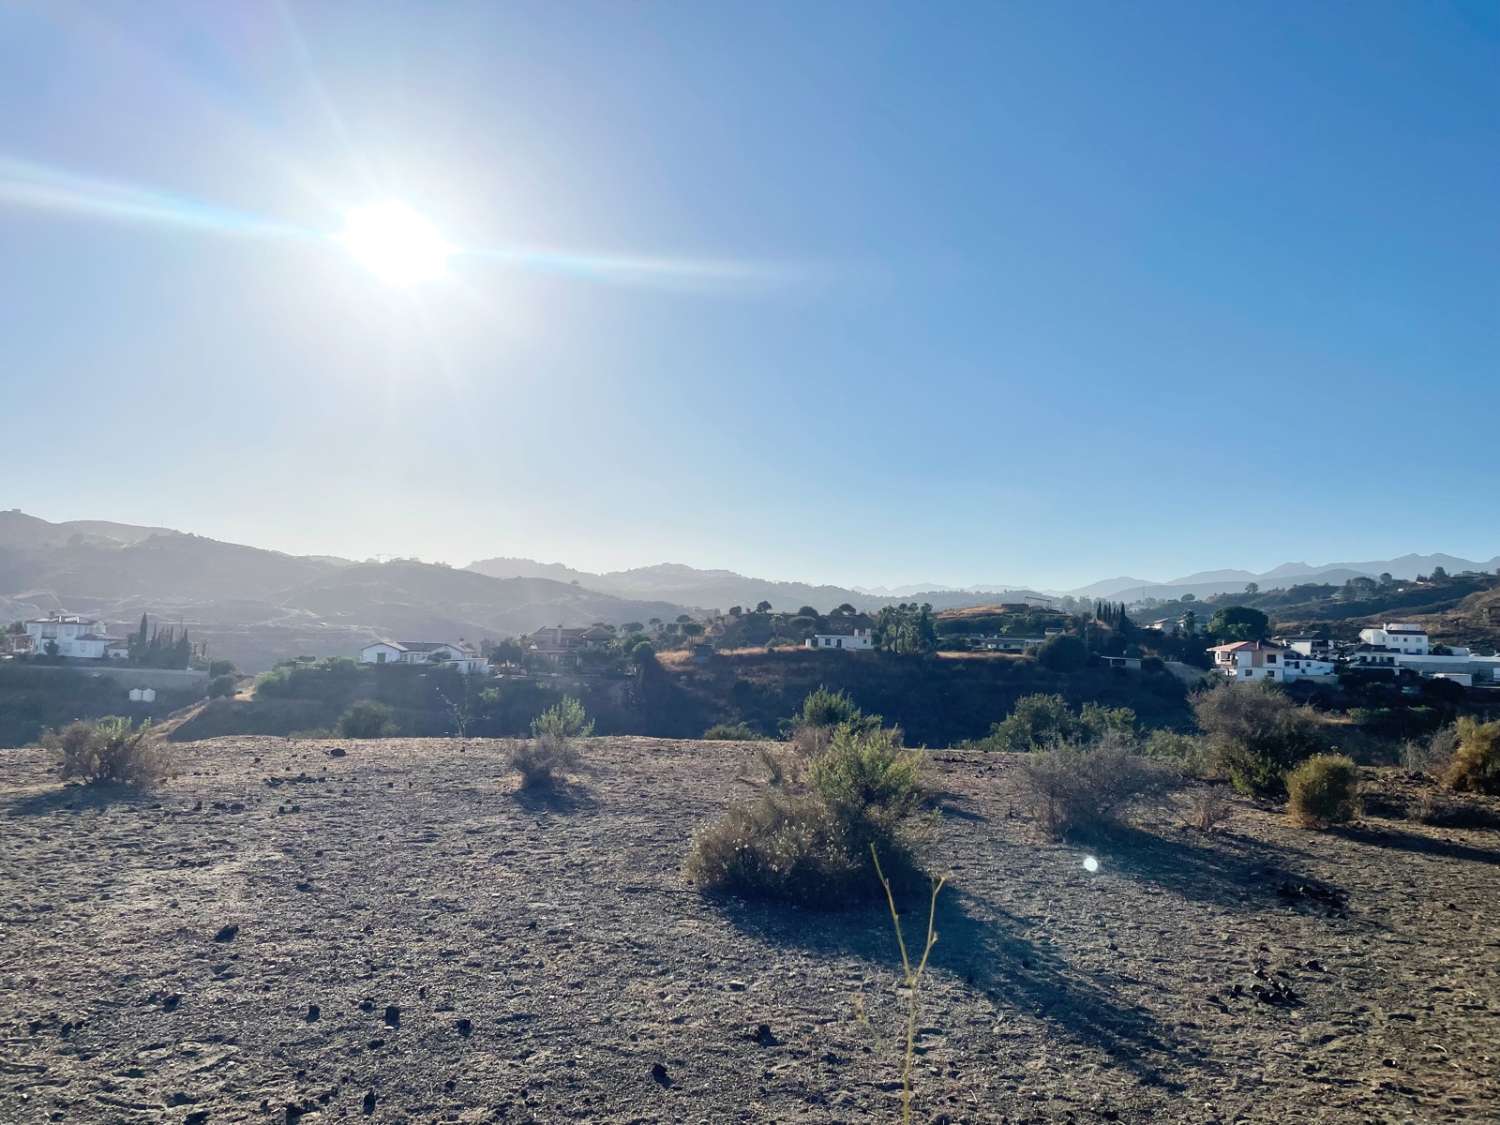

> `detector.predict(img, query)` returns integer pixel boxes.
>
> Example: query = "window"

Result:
[1266,654,1277,663]
[376,651,387,664]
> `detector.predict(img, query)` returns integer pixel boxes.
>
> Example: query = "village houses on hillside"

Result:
[359,639,489,674]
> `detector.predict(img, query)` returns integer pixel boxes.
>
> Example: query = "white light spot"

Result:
[1082,855,1100,874]
[340,201,451,284]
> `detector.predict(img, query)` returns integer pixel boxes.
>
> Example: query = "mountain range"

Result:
[3,508,1496,669]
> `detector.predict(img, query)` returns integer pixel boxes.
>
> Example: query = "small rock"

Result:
[306,1004,320,1022]
[212,924,238,943]
[726,980,747,992]
[753,1023,778,1047]
[162,993,181,1012]
[650,1062,672,1087]
[185,1112,210,1125]
[383,1005,400,1028]
[362,1091,376,1115]
[455,1018,472,1037]
[329,747,347,758]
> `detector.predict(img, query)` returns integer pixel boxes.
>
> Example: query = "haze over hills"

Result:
[5,509,1498,668]
[466,556,1047,614]
[0,512,692,671]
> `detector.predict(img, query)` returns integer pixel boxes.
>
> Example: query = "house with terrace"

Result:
[359,639,489,674]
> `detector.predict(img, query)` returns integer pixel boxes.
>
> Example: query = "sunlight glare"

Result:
[340,202,451,284]
[1082,855,1100,874]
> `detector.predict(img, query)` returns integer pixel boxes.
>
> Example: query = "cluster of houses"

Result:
[358,638,490,674]
[4,614,132,660]
[1210,623,1500,688]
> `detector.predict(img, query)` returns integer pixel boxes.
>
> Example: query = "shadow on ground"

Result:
[5,782,153,818]
[1337,824,1500,866]
[713,878,1196,1088]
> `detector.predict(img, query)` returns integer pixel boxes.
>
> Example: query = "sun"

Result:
[340,202,451,284]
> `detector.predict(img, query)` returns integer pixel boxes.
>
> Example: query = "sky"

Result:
[3,2,1497,590]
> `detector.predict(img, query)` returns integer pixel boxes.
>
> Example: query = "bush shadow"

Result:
[712,881,1193,1088]
[1337,824,1500,866]
[1088,823,1350,917]
[510,780,598,816]
[6,783,154,818]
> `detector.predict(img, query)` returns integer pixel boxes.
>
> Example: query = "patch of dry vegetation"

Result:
[1442,717,1500,794]
[42,718,165,787]
[508,696,592,790]
[1015,734,1174,840]
[1286,754,1361,829]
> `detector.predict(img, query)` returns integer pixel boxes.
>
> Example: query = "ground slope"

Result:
[1,739,1496,1123]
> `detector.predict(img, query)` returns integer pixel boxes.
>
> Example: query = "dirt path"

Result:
[1,737,1496,1122]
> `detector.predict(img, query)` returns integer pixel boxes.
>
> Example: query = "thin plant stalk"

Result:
[871,844,945,1125]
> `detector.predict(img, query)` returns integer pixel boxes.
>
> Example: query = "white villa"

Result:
[359,639,490,674]
[24,614,129,660]
[1357,623,1430,655]
[806,628,874,652]
[1209,640,1336,683]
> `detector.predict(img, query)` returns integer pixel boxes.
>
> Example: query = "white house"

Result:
[806,628,874,652]
[1209,640,1334,683]
[359,639,489,673]
[24,614,128,660]
[1357,623,1429,655]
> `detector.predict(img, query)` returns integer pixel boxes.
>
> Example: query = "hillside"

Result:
[3,736,1495,1122]
[0,514,693,671]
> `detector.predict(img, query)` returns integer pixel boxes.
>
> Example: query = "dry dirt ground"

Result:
[1,737,1497,1124]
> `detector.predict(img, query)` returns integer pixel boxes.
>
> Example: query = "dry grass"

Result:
[42,718,166,787]
[1180,785,1235,832]
[507,735,581,790]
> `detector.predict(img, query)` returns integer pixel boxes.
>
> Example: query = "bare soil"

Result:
[2,737,1497,1123]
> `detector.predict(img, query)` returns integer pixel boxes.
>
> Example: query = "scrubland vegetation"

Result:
[41,717,165,787]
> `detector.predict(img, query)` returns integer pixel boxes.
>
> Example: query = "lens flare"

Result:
[339,202,451,284]
[1082,855,1100,874]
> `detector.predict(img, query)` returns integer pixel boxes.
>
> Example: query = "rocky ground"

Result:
[1,737,1497,1123]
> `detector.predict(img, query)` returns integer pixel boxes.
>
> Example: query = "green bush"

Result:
[1286,754,1361,828]
[1142,729,1214,777]
[1016,736,1172,840]
[208,660,236,678]
[43,717,164,787]
[795,685,876,731]
[975,694,1137,753]
[339,700,395,739]
[1037,634,1087,672]
[207,674,237,699]
[1443,718,1500,794]
[531,695,594,740]
[1193,681,1326,797]
[686,724,925,907]
[703,721,767,741]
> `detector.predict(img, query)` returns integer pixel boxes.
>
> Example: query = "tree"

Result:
[833,602,857,616]
[797,606,820,619]
[1243,582,1259,596]
[1208,606,1269,642]
[1431,565,1449,581]
[1181,593,1195,603]
[727,607,742,618]
[676,614,693,624]
[1181,610,1197,635]
[1036,633,1087,672]
[621,622,644,634]
[1379,572,1393,585]
[755,600,773,614]
[873,603,936,655]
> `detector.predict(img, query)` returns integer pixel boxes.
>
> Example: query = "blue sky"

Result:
[3,2,1497,589]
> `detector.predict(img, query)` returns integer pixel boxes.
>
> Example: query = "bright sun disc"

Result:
[340,202,450,284]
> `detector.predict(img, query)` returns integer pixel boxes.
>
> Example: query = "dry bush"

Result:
[43,718,165,787]
[756,744,804,789]
[1017,735,1174,840]
[1286,754,1361,829]
[1442,718,1500,795]
[1181,785,1234,832]
[686,725,926,907]
[508,735,581,790]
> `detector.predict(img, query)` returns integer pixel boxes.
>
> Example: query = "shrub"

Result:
[508,736,581,790]
[207,674,237,699]
[703,721,766,741]
[1016,736,1172,840]
[1442,717,1500,794]
[339,700,395,739]
[1181,785,1234,832]
[1193,681,1326,797]
[208,660,236,678]
[976,694,1137,753]
[43,718,164,787]
[1143,729,1214,777]
[687,725,925,907]
[1036,634,1087,673]
[531,696,594,740]
[794,686,876,732]
[1286,754,1361,828]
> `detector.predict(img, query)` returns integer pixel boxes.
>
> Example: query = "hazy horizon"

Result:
[6,3,1498,590]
